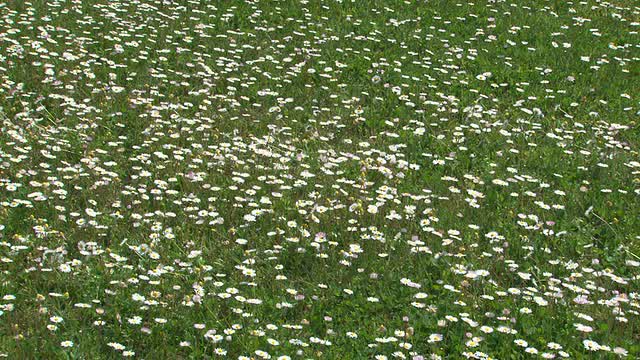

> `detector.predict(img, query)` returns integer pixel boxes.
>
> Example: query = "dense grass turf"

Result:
[0,0,639,358]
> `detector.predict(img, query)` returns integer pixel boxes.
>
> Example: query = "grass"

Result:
[0,0,639,359]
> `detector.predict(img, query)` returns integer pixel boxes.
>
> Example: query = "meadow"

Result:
[0,0,639,358]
